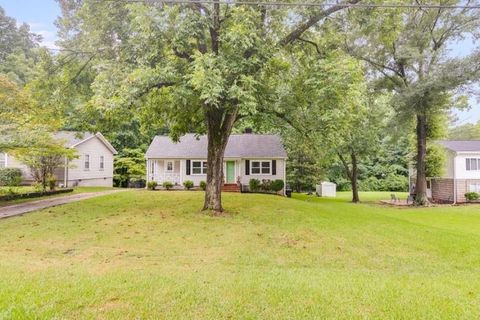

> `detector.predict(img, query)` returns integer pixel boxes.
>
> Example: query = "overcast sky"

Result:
[1,0,478,125]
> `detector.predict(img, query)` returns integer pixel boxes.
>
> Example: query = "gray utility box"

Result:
[316,182,336,197]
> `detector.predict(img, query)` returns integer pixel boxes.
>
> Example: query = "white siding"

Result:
[454,153,480,180]
[239,159,286,185]
[68,137,114,186]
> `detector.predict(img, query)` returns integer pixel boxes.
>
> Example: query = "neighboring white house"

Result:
[409,140,480,203]
[145,133,288,192]
[0,131,117,187]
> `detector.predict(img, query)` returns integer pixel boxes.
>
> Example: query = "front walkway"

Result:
[0,190,125,219]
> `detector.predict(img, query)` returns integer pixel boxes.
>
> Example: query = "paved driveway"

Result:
[0,190,125,219]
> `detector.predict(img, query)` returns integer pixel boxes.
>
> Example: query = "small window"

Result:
[165,161,173,172]
[0,153,5,168]
[192,161,207,175]
[466,158,480,171]
[469,184,480,192]
[100,156,104,170]
[466,159,471,171]
[84,154,90,170]
[251,161,271,175]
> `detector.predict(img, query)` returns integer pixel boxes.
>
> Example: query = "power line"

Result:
[103,0,480,9]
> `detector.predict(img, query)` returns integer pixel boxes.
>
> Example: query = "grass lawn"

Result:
[0,190,479,319]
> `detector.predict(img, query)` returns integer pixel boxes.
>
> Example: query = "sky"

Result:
[0,0,479,125]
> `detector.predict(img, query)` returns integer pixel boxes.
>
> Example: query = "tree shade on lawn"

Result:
[0,190,479,318]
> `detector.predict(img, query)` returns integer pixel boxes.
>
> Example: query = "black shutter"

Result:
[245,160,250,175]
[186,160,191,175]
[272,160,276,175]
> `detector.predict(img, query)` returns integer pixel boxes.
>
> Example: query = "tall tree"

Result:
[343,1,480,205]
[55,0,359,212]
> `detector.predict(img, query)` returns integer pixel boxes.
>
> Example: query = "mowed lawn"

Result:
[0,191,479,319]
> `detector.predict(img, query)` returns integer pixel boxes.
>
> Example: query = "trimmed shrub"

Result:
[199,181,207,191]
[261,179,272,192]
[249,179,261,192]
[47,175,57,191]
[183,180,194,190]
[271,179,285,192]
[147,181,158,190]
[162,181,174,190]
[465,192,479,201]
[0,168,23,186]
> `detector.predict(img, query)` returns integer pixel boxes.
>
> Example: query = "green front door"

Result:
[226,161,235,183]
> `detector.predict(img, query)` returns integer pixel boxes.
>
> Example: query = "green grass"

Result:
[0,190,479,319]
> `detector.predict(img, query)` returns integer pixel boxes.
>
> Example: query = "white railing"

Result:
[152,173,181,184]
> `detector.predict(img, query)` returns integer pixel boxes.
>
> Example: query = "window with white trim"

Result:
[0,153,5,168]
[251,160,271,175]
[99,156,104,170]
[192,161,207,174]
[466,158,480,171]
[469,184,480,192]
[84,154,90,170]
[165,161,174,172]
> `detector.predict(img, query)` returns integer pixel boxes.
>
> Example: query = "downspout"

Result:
[64,156,68,188]
[284,158,287,196]
[453,153,457,205]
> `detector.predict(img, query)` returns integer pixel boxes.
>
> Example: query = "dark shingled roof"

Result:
[146,134,287,158]
[437,140,480,152]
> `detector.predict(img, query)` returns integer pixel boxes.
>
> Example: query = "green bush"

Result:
[261,179,272,191]
[465,192,479,201]
[0,168,23,186]
[47,175,57,191]
[271,179,285,192]
[162,181,174,190]
[147,181,158,190]
[249,179,261,192]
[183,180,194,190]
[200,181,207,191]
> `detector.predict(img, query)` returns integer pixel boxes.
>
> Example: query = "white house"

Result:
[410,140,480,203]
[145,133,288,192]
[0,131,117,187]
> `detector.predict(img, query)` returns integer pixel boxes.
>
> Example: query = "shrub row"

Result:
[249,179,284,193]
[0,168,23,187]
[147,180,207,191]
[0,188,74,201]
[465,192,480,201]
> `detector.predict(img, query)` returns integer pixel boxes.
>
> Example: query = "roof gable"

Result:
[437,140,480,153]
[146,134,287,159]
[54,131,118,154]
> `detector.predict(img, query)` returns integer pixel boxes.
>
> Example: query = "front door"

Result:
[226,161,235,183]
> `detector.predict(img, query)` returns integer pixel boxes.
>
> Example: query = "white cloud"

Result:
[28,21,59,50]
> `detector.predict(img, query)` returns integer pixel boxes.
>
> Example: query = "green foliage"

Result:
[425,144,446,178]
[113,148,145,188]
[47,175,57,191]
[249,179,261,192]
[465,192,479,201]
[199,181,206,191]
[449,121,480,140]
[147,181,157,190]
[183,180,194,190]
[0,168,22,186]
[162,181,173,190]
[271,179,285,192]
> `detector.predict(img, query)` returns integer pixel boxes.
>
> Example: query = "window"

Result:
[0,153,5,168]
[469,184,480,192]
[251,161,271,175]
[99,156,104,170]
[84,154,90,170]
[165,161,173,172]
[192,161,207,175]
[466,158,480,171]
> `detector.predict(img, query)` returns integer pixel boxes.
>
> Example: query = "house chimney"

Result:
[244,128,253,134]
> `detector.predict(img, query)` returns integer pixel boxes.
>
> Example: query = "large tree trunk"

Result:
[202,108,238,213]
[350,151,360,203]
[414,114,429,206]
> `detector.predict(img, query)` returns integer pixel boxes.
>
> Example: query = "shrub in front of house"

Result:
[261,179,272,192]
[271,179,285,192]
[47,175,57,191]
[162,181,174,190]
[0,168,23,187]
[249,179,261,192]
[465,192,479,201]
[183,180,194,190]
[200,181,207,191]
[147,181,158,190]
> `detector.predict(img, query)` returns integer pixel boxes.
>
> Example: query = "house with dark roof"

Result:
[145,133,288,192]
[0,132,117,187]
[409,140,480,203]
